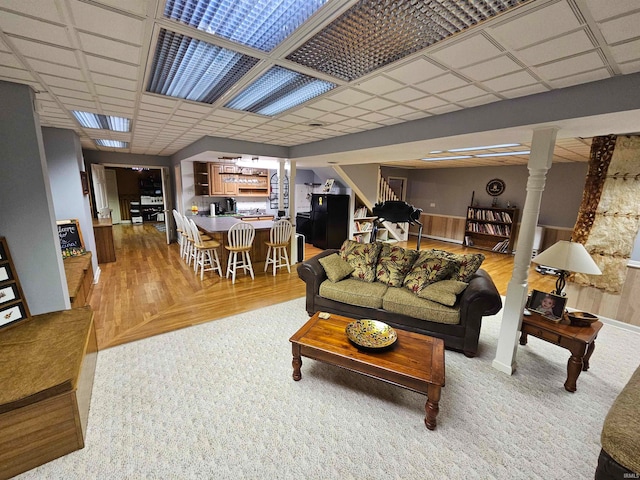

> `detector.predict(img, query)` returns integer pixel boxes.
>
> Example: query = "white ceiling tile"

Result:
[9,38,79,67]
[69,0,144,44]
[327,88,371,105]
[27,59,85,80]
[85,55,138,79]
[488,1,581,50]
[334,106,369,118]
[459,56,523,81]
[500,83,550,99]
[516,30,595,66]
[430,35,502,68]
[58,98,98,110]
[483,71,539,92]
[141,94,179,108]
[338,118,369,128]
[91,72,138,91]
[619,59,640,74]
[407,96,448,110]
[308,98,348,112]
[548,68,610,88]
[0,51,23,69]
[77,33,141,64]
[457,94,502,108]
[356,97,396,111]
[0,1,63,20]
[99,96,135,107]
[385,58,447,84]
[535,51,605,80]
[378,105,417,117]
[292,107,325,119]
[354,76,404,95]
[414,73,468,94]
[383,87,426,103]
[402,111,430,121]
[0,13,71,47]
[585,0,640,21]
[176,103,214,115]
[40,75,90,92]
[91,0,148,16]
[598,11,640,44]
[428,104,463,115]
[437,85,488,102]
[49,87,94,101]
[610,39,640,64]
[359,112,390,123]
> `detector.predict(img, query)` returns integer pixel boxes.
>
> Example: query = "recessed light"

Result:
[474,150,530,158]
[421,155,473,161]
[307,122,326,127]
[448,143,521,152]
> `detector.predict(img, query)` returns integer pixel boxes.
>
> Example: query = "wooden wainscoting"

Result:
[409,213,466,243]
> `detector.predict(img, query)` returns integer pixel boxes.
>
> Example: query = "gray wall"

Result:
[43,127,98,276]
[0,81,69,314]
[340,163,379,206]
[383,162,588,228]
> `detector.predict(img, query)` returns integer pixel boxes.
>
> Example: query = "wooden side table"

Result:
[519,311,603,392]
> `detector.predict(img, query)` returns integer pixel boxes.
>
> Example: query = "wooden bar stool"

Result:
[225,222,255,284]
[264,219,293,275]
[188,219,223,280]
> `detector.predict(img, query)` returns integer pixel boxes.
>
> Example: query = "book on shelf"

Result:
[354,206,368,218]
[492,239,510,253]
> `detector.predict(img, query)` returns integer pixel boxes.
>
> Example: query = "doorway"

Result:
[387,176,407,201]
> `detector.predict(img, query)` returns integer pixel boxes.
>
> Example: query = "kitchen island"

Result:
[191,215,286,275]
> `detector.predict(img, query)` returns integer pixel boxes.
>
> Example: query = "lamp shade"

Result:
[531,241,602,275]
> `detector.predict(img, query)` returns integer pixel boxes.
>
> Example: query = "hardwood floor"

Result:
[89,224,555,350]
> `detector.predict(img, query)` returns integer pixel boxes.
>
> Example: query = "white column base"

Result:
[491,358,516,375]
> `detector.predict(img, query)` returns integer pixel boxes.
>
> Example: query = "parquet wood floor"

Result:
[89,224,555,350]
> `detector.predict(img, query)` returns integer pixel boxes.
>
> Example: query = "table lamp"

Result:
[531,240,602,296]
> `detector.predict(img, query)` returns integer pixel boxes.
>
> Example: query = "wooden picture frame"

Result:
[80,171,89,195]
[528,289,567,321]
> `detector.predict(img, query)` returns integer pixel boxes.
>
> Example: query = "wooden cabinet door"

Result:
[209,164,224,195]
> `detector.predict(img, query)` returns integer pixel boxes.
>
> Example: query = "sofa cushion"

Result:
[318,253,355,282]
[375,243,418,287]
[383,287,461,324]
[431,249,485,282]
[340,240,382,283]
[402,250,457,293]
[319,278,388,309]
[417,279,468,306]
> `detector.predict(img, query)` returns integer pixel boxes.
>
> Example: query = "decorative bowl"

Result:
[567,311,598,327]
[345,319,397,350]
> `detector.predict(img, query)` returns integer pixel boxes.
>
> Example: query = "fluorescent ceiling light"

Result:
[448,143,521,152]
[147,29,259,104]
[474,150,531,158]
[421,155,473,161]
[429,150,444,154]
[72,111,130,132]
[164,0,327,52]
[287,0,528,81]
[95,139,129,148]
[225,66,336,116]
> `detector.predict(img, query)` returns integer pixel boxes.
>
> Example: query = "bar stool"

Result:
[225,222,255,284]
[172,209,186,259]
[188,219,222,280]
[264,219,293,275]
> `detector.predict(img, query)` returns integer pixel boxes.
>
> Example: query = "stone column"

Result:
[492,127,558,374]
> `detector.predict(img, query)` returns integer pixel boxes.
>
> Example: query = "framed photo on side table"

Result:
[528,290,567,322]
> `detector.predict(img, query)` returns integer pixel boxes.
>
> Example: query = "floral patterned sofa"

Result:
[297,240,502,357]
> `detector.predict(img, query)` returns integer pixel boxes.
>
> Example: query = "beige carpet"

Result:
[16,298,640,479]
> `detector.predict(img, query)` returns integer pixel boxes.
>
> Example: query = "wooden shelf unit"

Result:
[464,206,519,254]
[204,163,270,197]
[193,161,209,196]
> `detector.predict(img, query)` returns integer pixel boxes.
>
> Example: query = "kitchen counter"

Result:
[190,216,274,233]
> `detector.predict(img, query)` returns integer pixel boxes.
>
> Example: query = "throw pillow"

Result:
[431,249,485,282]
[417,280,469,306]
[375,244,418,287]
[402,250,457,293]
[339,240,382,282]
[318,253,355,283]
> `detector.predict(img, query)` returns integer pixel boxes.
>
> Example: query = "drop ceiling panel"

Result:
[27,59,84,80]
[0,13,71,47]
[414,73,468,94]
[326,88,372,105]
[385,58,447,84]
[77,33,141,64]
[535,51,606,80]
[384,87,426,103]
[460,55,523,81]
[49,87,94,101]
[548,68,610,88]
[430,35,503,69]
[0,66,37,83]
[438,84,489,102]
[68,0,144,44]
[0,1,62,22]
[9,38,79,67]
[41,75,89,92]
[500,83,549,99]
[483,70,539,91]
[91,0,149,16]
[610,39,640,64]
[515,30,595,66]
[488,2,581,50]
[597,11,640,44]
[84,55,138,79]
[619,60,640,75]
[0,51,23,69]
[354,76,404,95]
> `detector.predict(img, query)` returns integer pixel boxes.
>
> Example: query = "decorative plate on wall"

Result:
[486,178,506,196]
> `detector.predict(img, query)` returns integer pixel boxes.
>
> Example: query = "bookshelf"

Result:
[464,206,519,254]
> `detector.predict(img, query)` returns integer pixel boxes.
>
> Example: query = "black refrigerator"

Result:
[310,194,350,249]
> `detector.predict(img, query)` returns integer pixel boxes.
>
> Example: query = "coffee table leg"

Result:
[583,341,596,371]
[425,384,441,430]
[564,355,583,392]
[519,331,528,345]
[292,344,302,381]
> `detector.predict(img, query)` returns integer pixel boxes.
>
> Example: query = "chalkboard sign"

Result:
[57,219,86,258]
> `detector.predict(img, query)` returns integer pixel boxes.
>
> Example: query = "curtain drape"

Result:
[572,135,640,294]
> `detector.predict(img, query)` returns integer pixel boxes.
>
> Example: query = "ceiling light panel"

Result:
[163,0,327,52]
[286,0,529,81]
[225,66,336,116]
[448,143,521,152]
[72,111,131,132]
[147,29,259,104]
[95,139,129,148]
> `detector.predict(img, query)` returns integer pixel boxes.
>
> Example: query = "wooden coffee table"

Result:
[519,311,603,392]
[289,312,445,430]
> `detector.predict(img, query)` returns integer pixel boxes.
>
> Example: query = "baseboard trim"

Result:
[598,315,640,334]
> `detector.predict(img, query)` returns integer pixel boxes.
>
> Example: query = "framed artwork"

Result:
[528,290,567,321]
[322,178,334,193]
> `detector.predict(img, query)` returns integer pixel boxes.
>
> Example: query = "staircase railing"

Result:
[377,177,408,242]
[378,176,399,203]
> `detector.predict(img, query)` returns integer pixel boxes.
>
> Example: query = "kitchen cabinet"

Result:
[194,162,209,196]
[208,163,269,197]
[209,164,224,195]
